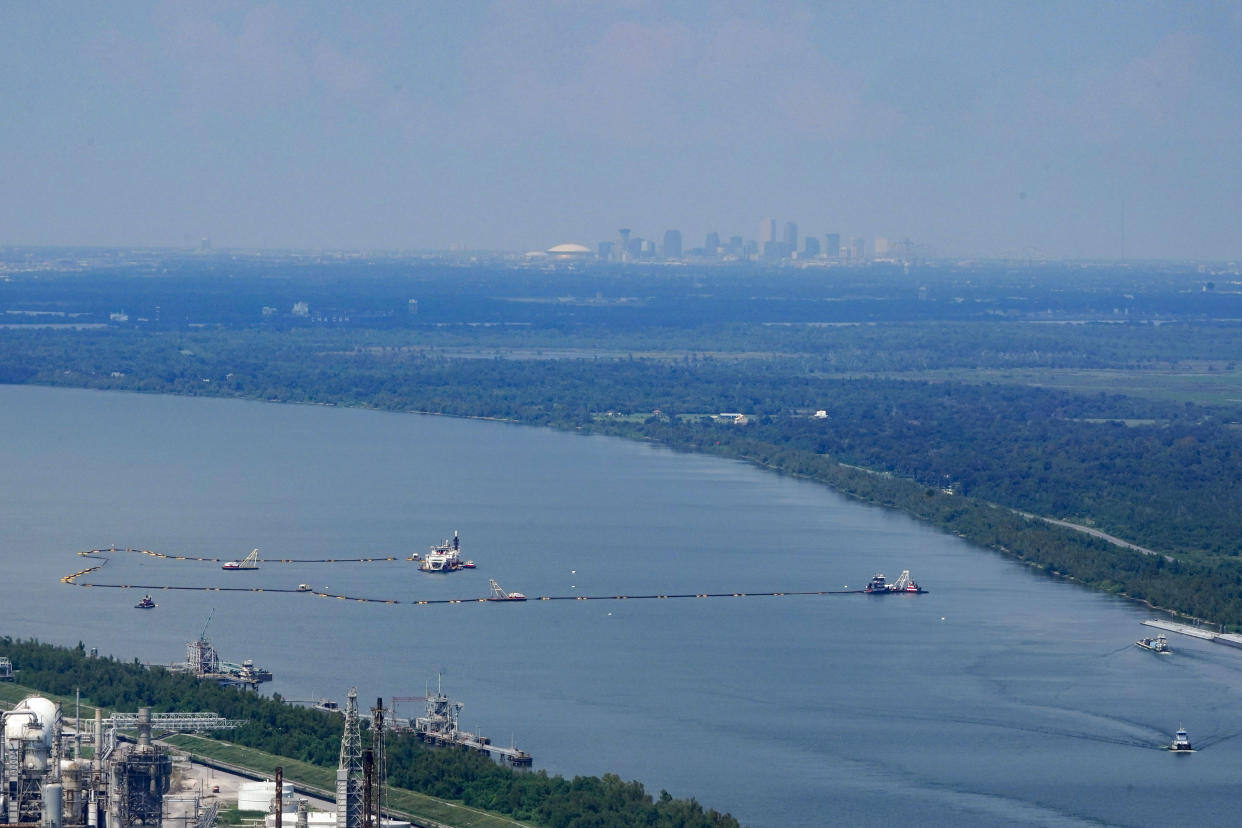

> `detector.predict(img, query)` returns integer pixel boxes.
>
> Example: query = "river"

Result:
[2,384,1241,827]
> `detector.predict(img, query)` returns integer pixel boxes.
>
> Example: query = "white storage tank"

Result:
[265,814,409,828]
[237,780,295,812]
[3,696,58,772]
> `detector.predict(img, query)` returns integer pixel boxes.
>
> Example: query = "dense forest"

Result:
[0,637,739,828]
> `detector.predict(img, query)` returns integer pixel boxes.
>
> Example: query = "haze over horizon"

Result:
[3,1,1240,261]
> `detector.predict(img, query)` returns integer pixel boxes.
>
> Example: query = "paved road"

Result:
[162,749,336,828]
[1015,511,1165,557]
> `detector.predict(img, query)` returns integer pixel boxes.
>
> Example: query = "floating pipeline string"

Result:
[78,547,406,564]
[63,547,880,604]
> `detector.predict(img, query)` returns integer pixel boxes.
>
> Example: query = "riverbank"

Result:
[8,363,1241,628]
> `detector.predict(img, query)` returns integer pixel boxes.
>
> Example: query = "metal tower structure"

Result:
[109,718,172,828]
[335,689,362,828]
[107,707,241,828]
[369,698,386,828]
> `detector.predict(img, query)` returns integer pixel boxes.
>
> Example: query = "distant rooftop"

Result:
[546,243,592,255]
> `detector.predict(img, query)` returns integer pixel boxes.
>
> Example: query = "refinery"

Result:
[1,698,239,828]
[1,675,529,828]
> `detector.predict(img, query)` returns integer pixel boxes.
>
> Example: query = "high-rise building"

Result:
[617,229,632,262]
[758,218,777,247]
[627,238,644,259]
[803,236,821,258]
[824,233,841,258]
[783,222,798,253]
[705,231,720,253]
[663,229,682,259]
[874,237,890,257]
[852,236,866,260]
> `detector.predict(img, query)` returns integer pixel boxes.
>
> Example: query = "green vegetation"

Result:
[0,637,740,828]
[215,808,268,827]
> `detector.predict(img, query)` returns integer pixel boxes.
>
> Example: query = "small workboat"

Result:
[1169,727,1193,752]
[1136,634,1171,654]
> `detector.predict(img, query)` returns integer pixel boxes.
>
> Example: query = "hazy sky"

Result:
[3,1,1240,259]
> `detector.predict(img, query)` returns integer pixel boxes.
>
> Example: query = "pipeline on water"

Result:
[66,581,864,603]
[79,546,403,563]
[65,546,875,604]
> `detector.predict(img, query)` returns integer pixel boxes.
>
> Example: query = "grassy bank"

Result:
[164,734,533,828]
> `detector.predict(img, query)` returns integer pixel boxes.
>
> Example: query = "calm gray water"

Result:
[2,385,1241,827]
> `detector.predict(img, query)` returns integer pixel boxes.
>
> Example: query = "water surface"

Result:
[2,385,1240,827]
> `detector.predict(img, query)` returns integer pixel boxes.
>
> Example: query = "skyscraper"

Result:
[825,233,841,258]
[663,229,682,259]
[803,236,821,258]
[758,218,777,248]
[705,231,720,253]
[783,222,798,254]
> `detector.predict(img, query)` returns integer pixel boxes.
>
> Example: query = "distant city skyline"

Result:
[582,222,889,264]
[2,2,1240,261]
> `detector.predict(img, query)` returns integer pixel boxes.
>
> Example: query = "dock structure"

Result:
[174,635,273,686]
[1141,619,1242,650]
[168,611,274,687]
[405,681,532,767]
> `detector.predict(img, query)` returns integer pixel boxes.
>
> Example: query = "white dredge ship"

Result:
[418,531,476,573]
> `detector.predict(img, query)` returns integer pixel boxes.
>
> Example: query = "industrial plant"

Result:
[0,683,514,828]
[2,699,237,828]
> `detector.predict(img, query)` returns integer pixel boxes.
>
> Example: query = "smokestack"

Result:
[363,752,373,828]
[136,708,151,748]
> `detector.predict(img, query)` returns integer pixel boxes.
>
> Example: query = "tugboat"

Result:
[134,594,156,609]
[864,570,927,594]
[1136,634,1171,654]
[487,579,527,602]
[1169,727,1193,752]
